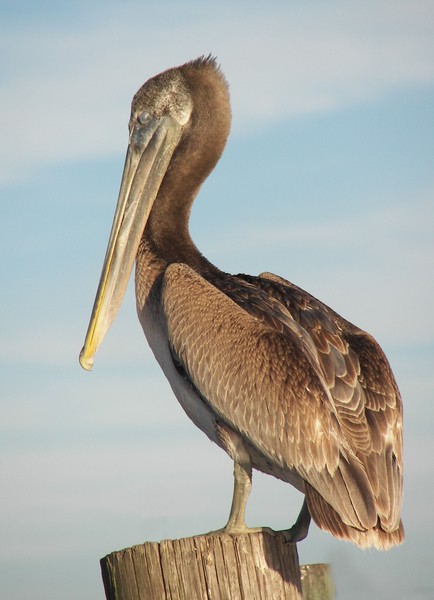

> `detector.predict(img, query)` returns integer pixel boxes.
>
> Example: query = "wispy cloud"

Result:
[2,193,432,369]
[2,0,434,182]
[219,192,434,254]
[201,193,434,345]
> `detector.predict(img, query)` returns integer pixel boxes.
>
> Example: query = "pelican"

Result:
[80,56,404,549]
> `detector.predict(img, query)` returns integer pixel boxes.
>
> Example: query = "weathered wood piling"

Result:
[101,532,334,599]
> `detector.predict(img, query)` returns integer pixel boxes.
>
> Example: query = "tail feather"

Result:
[305,482,404,550]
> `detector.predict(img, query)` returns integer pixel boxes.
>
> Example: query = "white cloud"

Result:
[2,0,434,182]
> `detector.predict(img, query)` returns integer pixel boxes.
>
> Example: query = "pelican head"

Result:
[79,57,230,370]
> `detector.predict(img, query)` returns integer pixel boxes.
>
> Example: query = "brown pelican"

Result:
[80,56,404,549]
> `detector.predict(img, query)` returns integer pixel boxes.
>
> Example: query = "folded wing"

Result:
[162,263,403,548]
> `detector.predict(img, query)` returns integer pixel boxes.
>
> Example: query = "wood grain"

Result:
[101,532,305,600]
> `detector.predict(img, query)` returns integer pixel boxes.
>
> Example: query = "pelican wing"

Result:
[253,272,403,522]
[162,264,403,545]
[248,271,403,542]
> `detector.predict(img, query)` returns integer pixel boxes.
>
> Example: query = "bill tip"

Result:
[79,347,94,371]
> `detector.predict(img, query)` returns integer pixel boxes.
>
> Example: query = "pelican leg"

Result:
[220,460,275,535]
[206,459,273,536]
[224,460,253,533]
[283,498,311,543]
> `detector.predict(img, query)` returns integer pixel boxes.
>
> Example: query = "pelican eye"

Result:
[138,111,153,125]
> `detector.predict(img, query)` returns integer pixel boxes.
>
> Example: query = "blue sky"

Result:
[1,1,434,598]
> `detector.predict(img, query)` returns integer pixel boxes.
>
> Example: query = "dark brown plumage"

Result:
[81,56,404,549]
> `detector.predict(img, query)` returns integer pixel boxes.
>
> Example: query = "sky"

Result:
[1,1,434,598]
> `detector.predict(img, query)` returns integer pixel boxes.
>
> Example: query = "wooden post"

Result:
[101,532,304,600]
[300,563,335,600]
